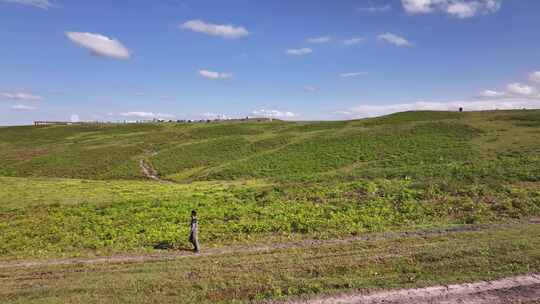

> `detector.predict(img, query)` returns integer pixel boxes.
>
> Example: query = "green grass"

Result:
[354,110,462,126]
[1,176,538,260]
[0,110,539,260]
[1,223,539,303]
[149,135,292,178]
[1,110,539,183]
[1,110,540,302]
[205,122,478,180]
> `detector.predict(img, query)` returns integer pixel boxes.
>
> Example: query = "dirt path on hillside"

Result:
[277,274,540,304]
[139,159,170,183]
[0,220,537,270]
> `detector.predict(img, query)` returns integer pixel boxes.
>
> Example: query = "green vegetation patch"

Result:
[279,121,349,133]
[493,111,540,127]
[0,110,538,181]
[355,111,463,126]
[150,135,293,177]
[2,224,540,304]
[206,122,477,180]
[185,123,266,139]
[1,176,538,260]
[2,144,144,180]
[0,124,161,145]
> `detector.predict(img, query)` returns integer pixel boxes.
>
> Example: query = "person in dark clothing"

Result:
[189,210,200,253]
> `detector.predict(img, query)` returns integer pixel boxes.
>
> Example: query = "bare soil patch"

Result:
[279,275,540,304]
[139,159,170,183]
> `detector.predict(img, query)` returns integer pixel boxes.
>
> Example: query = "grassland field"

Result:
[1,110,540,303]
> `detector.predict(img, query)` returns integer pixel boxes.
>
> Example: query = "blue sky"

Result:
[1,0,540,125]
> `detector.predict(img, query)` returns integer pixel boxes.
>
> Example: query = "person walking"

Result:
[189,210,200,253]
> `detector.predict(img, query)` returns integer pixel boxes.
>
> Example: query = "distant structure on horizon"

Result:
[34,121,83,127]
[33,117,274,127]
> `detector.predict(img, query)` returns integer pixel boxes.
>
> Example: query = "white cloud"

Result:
[304,85,318,92]
[479,89,505,98]
[402,0,435,14]
[11,104,37,111]
[65,32,130,59]
[358,4,392,13]
[446,1,476,18]
[307,36,332,44]
[70,114,80,123]
[337,69,540,119]
[529,71,540,83]
[340,72,368,78]
[342,37,366,46]
[252,109,297,119]
[1,0,52,9]
[286,48,313,55]
[377,33,412,47]
[401,0,501,18]
[119,112,175,119]
[337,98,540,118]
[180,20,249,39]
[506,83,536,96]
[1,92,42,101]
[198,69,232,80]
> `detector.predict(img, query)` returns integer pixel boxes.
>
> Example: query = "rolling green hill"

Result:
[0,110,539,260]
[1,110,540,303]
[1,110,539,183]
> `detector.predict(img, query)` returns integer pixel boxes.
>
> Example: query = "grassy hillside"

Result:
[0,110,539,182]
[0,110,539,260]
[1,110,540,303]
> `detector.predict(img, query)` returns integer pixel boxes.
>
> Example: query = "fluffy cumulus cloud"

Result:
[342,37,366,46]
[338,69,540,118]
[65,32,130,59]
[377,33,412,47]
[340,72,368,78]
[402,0,434,13]
[1,0,52,9]
[401,0,501,18]
[358,4,392,13]
[337,99,540,118]
[1,92,42,101]
[180,20,249,39]
[529,71,540,83]
[306,36,332,44]
[252,109,297,119]
[479,70,540,99]
[119,112,175,119]
[506,83,536,97]
[286,48,313,55]
[198,69,232,80]
[11,104,37,111]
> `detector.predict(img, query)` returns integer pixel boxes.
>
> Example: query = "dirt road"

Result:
[1,221,539,303]
[278,274,540,304]
[0,221,534,269]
